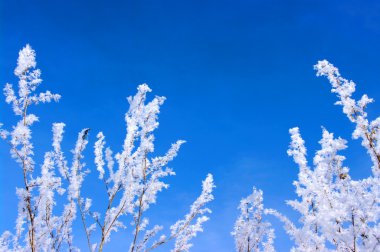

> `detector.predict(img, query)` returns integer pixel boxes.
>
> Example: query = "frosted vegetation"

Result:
[232,61,380,251]
[1,45,379,251]
[0,45,215,252]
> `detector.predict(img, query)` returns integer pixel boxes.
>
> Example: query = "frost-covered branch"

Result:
[232,188,275,252]
[145,174,215,252]
[169,174,214,252]
[1,44,60,252]
[315,60,380,175]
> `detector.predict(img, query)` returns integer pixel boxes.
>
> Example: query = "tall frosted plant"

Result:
[0,45,214,252]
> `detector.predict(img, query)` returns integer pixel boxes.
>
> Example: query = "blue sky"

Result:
[1,0,380,251]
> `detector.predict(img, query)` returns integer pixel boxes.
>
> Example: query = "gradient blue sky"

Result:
[1,0,380,251]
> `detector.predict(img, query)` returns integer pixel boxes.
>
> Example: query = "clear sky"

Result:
[1,0,380,251]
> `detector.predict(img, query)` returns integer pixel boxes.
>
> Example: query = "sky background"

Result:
[1,0,380,251]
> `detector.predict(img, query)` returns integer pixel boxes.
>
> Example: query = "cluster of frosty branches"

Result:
[85,84,215,252]
[0,44,87,252]
[315,60,380,176]
[266,126,380,251]
[0,45,215,252]
[232,187,274,252]
[235,61,380,251]
[135,174,215,252]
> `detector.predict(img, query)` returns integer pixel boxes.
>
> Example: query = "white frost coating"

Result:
[68,128,90,200]
[52,123,65,153]
[135,225,163,252]
[0,231,12,252]
[105,147,115,181]
[94,132,106,179]
[170,174,215,252]
[232,187,275,252]
[1,122,87,251]
[0,123,8,140]
[2,44,61,175]
[52,123,70,183]
[34,152,64,250]
[287,127,308,171]
[14,44,36,77]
